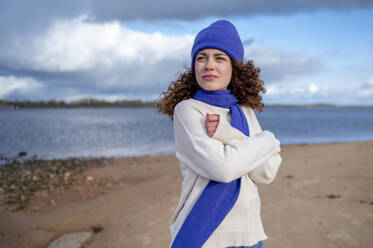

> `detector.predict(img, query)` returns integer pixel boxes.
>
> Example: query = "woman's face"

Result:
[194,48,232,91]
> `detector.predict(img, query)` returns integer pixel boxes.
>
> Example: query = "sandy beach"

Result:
[0,141,372,248]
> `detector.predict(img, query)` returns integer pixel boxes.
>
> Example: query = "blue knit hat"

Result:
[191,20,244,68]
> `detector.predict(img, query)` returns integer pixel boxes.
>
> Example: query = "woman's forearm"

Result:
[208,108,282,184]
[174,102,280,183]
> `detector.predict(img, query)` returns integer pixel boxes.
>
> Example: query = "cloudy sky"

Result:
[1,0,373,105]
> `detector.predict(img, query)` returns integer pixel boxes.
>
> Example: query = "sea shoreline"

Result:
[2,138,373,165]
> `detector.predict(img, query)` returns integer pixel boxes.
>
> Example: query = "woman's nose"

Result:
[205,58,215,70]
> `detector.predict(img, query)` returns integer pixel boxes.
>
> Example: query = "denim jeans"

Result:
[226,240,264,248]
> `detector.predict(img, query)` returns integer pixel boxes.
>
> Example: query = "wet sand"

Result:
[0,141,372,248]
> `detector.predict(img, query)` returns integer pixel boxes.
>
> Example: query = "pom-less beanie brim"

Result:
[191,20,244,68]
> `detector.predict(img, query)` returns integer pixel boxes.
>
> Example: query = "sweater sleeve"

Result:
[211,108,282,184]
[173,101,280,183]
[212,118,246,145]
[247,108,282,184]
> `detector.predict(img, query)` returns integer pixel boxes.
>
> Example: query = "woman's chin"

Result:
[200,85,225,92]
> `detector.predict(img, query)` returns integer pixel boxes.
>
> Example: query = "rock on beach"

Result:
[46,232,94,248]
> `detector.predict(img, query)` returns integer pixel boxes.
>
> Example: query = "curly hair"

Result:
[156,60,266,119]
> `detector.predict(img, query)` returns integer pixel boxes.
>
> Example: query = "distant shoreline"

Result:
[264,104,372,108]
[0,99,155,109]
[1,100,372,109]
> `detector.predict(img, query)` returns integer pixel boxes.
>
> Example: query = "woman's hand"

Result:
[205,113,219,137]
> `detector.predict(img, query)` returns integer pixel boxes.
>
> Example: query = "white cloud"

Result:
[368,78,373,86]
[265,85,283,96]
[0,76,43,98]
[358,78,373,97]
[5,15,198,95]
[64,93,157,102]
[15,15,194,72]
[308,83,319,94]
[265,82,328,97]
[358,90,373,97]
[245,44,326,83]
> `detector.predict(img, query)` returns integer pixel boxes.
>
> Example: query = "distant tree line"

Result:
[1,99,369,109]
[1,98,156,108]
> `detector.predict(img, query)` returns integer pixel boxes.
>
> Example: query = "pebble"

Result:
[18,151,27,156]
[0,157,111,210]
[86,176,94,181]
[326,194,341,199]
[106,183,112,189]
[46,232,93,248]
[91,224,104,233]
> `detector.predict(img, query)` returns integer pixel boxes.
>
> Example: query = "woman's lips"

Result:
[202,75,217,81]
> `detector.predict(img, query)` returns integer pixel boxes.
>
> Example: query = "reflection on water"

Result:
[0,107,372,159]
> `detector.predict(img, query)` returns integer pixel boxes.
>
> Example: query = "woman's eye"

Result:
[217,57,226,61]
[196,56,205,61]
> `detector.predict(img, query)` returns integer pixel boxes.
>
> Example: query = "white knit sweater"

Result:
[169,99,282,248]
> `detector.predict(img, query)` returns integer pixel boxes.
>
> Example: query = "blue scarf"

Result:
[171,88,250,248]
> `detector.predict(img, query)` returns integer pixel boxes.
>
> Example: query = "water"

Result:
[0,107,372,160]
[258,107,373,144]
[0,108,174,160]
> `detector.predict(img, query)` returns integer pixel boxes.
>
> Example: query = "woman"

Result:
[157,20,282,248]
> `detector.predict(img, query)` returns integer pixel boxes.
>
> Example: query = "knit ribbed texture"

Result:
[171,89,250,248]
[191,20,244,67]
[194,89,250,137]
[203,229,266,248]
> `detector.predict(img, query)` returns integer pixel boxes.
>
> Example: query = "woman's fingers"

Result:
[206,121,218,128]
[206,113,219,137]
[207,126,216,132]
[206,113,219,121]
[207,127,216,137]
[206,124,217,137]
